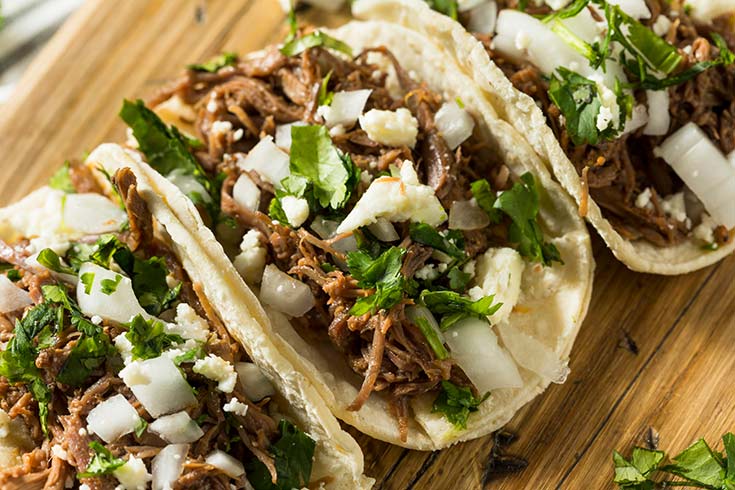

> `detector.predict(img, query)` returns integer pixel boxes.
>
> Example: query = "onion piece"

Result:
[319,90,372,128]
[86,394,141,443]
[232,173,261,213]
[435,101,476,150]
[655,123,735,228]
[237,136,290,189]
[62,193,127,235]
[235,362,276,401]
[167,169,212,204]
[260,264,315,317]
[468,247,524,325]
[152,444,188,490]
[444,317,523,393]
[497,323,569,383]
[119,356,197,417]
[149,411,204,444]
[458,0,488,11]
[623,104,649,134]
[205,450,245,478]
[643,90,670,136]
[466,1,498,33]
[0,275,32,314]
[76,263,150,325]
[367,218,399,242]
[448,200,490,230]
[608,0,651,19]
[310,216,339,239]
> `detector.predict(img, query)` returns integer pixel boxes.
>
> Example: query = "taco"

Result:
[354,0,735,274]
[0,153,371,489]
[117,19,593,449]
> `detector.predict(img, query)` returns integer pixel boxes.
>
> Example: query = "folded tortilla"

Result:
[0,154,372,489]
[124,19,594,449]
[352,0,735,275]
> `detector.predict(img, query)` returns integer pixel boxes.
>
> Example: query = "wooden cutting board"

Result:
[1,1,733,488]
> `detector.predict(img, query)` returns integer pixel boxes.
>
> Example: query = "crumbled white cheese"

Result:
[635,188,653,209]
[469,248,525,325]
[78,428,87,436]
[211,120,232,136]
[232,128,244,142]
[462,259,476,279]
[329,124,346,137]
[360,170,373,185]
[336,161,447,233]
[170,303,210,342]
[661,192,688,224]
[223,398,249,417]
[113,456,151,490]
[51,444,68,461]
[652,15,672,36]
[515,30,531,51]
[114,334,134,365]
[193,355,237,393]
[414,263,448,281]
[206,94,218,113]
[91,315,103,325]
[233,230,267,285]
[693,213,717,244]
[280,196,310,227]
[80,484,91,490]
[592,80,621,132]
[359,108,418,148]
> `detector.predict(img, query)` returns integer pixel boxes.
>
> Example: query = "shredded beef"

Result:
[112,168,154,252]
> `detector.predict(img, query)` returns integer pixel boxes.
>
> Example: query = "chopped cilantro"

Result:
[470,179,502,223]
[347,247,407,315]
[542,0,590,22]
[414,317,449,360]
[493,173,562,266]
[77,442,126,478]
[420,290,501,330]
[432,381,489,429]
[447,266,471,291]
[125,315,184,360]
[614,433,735,489]
[424,0,458,20]
[187,52,237,72]
[37,248,75,275]
[174,344,206,365]
[318,71,334,106]
[100,274,122,295]
[80,272,95,294]
[280,30,353,58]
[268,196,291,225]
[49,161,76,193]
[134,418,148,438]
[6,269,21,282]
[409,223,466,260]
[246,420,316,490]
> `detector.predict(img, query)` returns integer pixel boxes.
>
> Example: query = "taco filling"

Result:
[0,166,316,489]
[452,0,735,249]
[123,25,568,440]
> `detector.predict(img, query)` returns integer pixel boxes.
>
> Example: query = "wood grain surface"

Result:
[1,1,733,488]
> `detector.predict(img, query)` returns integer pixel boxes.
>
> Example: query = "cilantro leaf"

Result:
[409,223,466,260]
[548,68,604,145]
[447,266,471,291]
[134,418,148,438]
[57,334,114,386]
[348,247,407,315]
[432,381,488,429]
[187,52,237,72]
[542,0,590,22]
[470,179,502,223]
[37,248,75,275]
[288,125,359,210]
[100,274,122,295]
[49,161,76,193]
[80,272,95,294]
[493,173,562,266]
[174,344,205,366]
[662,439,724,487]
[125,315,184,361]
[77,442,126,478]
[318,71,334,106]
[119,99,220,223]
[6,269,21,282]
[268,196,291,225]
[414,317,449,360]
[280,30,353,57]
[246,420,316,490]
[419,290,501,330]
[612,448,664,486]
[423,0,459,20]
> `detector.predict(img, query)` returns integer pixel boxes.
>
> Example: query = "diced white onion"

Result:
[367,218,399,242]
[310,216,339,239]
[232,173,261,212]
[643,90,670,136]
[623,104,649,134]
[77,263,150,325]
[444,317,523,393]
[458,0,488,11]
[260,264,315,317]
[62,193,127,235]
[152,444,188,490]
[113,455,151,490]
[205,450,245,478]
[405,306,445,344]
[319,90,372,128]
[497,323,569,383]
[466,1,498,33]
[280,196,310,228]
[237,136,290,189]
[468,247,524,325]
[448,200,490,230]
[167,169,212,204]
[275,121,306,150]
[435,101,475,150]
[655,123,735,228]
[0,275,32,314]
[332,234,359,254]
[149,411,204,444]
[608,0,651,19]
[235,362,276,401]
[119,356,197,417]
[86,394,141,443]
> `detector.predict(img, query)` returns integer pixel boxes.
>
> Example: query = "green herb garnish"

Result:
[420,290,501,330]
[49,161,76,193]
[246,420,317,490]
[187,52,237,72]
[414,317,449,360]
[348,247,408,315]
[432,381,489,429]
[77,442,126,478]
[125,315,184,361]
[281,30,353,58]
